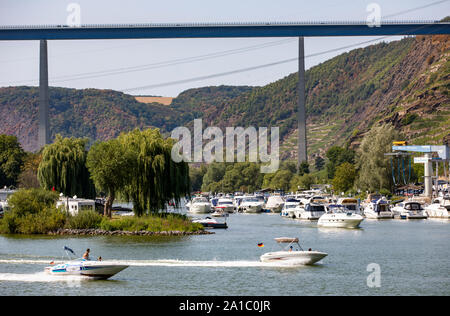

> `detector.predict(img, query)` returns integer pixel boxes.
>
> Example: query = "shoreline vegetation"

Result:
[0,188,205,236]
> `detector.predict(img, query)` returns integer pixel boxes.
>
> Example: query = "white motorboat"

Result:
[45,259,128,279]
[424,195,450,219]
[44,247,128,280]
[281,198,301,218]
[214,198,235,213]
[318,205,364,228]
[363,197,393,219]
[294,203,326,220]
[260,237,327,265]
[192,217,228,229]
[391,201,427,219]
[187,197,212,214]
[265,195,285,213]
[337,197,362,214]
[237,196,264,213]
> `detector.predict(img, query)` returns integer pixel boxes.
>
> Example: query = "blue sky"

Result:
[0,0,449,96]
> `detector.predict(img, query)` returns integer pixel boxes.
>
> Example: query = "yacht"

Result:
[237,196,264,213]
[391,201,427,219]
[424,195,450,219]
[318,204,364,228]
[213,198,235,213]
[363,197,393,219]
[294,202,326,220]
[265,195,285,213]
[281,198,301,218]
[337,197,362,214]
[186,197,212,214]
[260,237,327,265]
[192,217,228,229]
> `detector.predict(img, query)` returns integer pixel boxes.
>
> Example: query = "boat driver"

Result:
[82,248,90,260]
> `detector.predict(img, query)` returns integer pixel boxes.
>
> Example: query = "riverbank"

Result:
[48,228,214,236]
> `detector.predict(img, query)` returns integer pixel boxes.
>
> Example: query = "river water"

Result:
[0,211,448,296]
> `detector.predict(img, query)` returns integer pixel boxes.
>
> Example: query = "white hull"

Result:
[260,251,327,265]
[267,204,284,213]
[364,210,393,219]
[214,205,234,213]
[188,204,211,214]
[239,204,263,213]
[424,206,450,219]
[45,262,128,279]
[295,210,324,220]
[318,213,364,228]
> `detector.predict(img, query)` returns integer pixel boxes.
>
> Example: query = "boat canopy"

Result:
[275,237,299,243]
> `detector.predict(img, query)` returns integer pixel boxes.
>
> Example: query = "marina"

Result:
[0,207,448,296]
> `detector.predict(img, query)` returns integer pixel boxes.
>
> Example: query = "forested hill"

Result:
[0,34,448,156]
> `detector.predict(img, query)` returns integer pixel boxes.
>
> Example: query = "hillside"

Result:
[0,35,448,156]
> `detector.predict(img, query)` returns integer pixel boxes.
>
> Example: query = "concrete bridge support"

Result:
[38,39,50,149]
[297,37,307,167]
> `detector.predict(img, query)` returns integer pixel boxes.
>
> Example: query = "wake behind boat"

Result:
[260,237,327,265]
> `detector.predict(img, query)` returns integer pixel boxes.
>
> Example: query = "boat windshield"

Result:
[243,197,260,202]
[405,203,423,210]
[193,197,208,203]
[218,200,233,205]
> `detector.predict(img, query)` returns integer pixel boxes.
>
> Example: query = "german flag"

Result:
[257,243,264,248]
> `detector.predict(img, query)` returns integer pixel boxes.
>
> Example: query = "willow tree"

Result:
[356,124,400,193]
[86,138,133,217]
[37,134,95,199]
[118,128,190,216]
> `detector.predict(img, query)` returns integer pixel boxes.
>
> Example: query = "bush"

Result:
[0,188,64,234]
[98,213,203,232]
[0,206,66,234]
[65,210,103,229]
[7,188,59,217]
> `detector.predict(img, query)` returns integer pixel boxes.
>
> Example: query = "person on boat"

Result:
[97,256,102,261]
[82,248,90,260]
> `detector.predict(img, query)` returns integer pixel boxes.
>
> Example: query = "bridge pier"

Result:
[297,37,307,167]
[38,39,50,149]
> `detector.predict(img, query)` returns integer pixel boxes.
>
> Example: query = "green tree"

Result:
[189,164,207,192]
[0,134,26,187]
[325,146,355,179]
[332,162,357,193]
[290,173,315,191]
[201,162,226,192]
[356,124,400,192]
[37,135,95,199]
[86,139,133,217]
[118,129,190,216]
[298,161,310,176]
[314,156,325,171]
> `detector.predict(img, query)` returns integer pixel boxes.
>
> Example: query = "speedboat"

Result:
[318,204,364,228]
[260,237,327,265]
[237,196,264,213]
[192,217,228,229]
[187,197,212,214]
[45,259,128,280]
[424,195,450,219]
[281,198,301,218]
[363,197,393,219]
[391,201,427,219]
[265,195,285,213]
[294,202,326,220]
